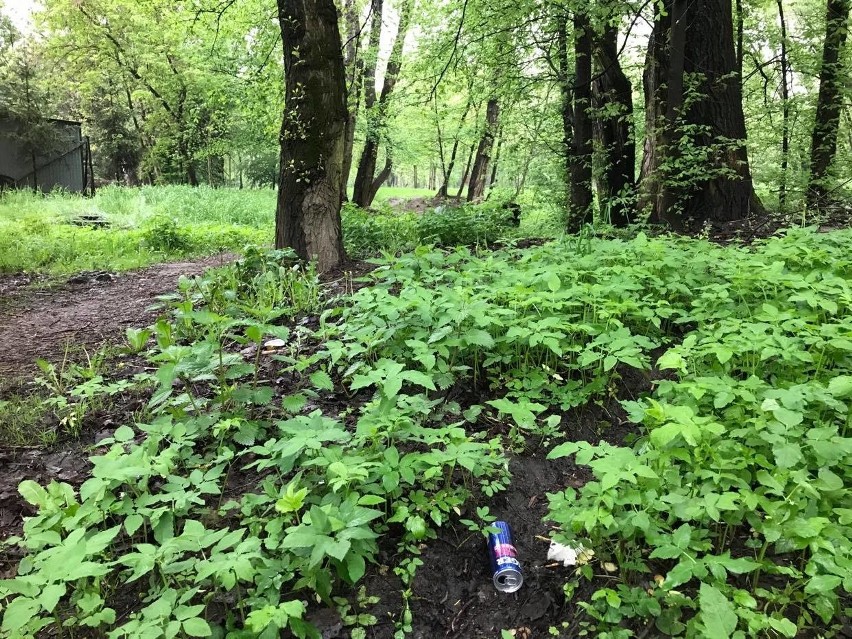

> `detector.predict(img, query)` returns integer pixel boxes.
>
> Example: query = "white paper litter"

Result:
[547,541,592,567]
[263,338,287,348]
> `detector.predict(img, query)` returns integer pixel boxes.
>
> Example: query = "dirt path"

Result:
[0,254,234,379]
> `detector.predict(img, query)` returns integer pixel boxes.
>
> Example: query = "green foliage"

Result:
[0,245,511,638]
[342,199,523,259]
[546,227,852,637]
[6,230,852,637]
[0,186,271,273]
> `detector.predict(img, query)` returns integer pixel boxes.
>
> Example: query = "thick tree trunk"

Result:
[807,0,852,209]
[639,0,762,227]
[275,0,347,272]
[568,12,594,232]
[592,25,635,226]
[467,98,500,201]
[352,0,413,208]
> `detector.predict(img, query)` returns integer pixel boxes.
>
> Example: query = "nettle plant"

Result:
[546,228,852,638]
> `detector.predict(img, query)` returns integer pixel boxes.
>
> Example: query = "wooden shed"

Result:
[0,117,95,194]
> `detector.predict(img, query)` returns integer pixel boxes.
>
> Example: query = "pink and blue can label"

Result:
[488,521,523,593]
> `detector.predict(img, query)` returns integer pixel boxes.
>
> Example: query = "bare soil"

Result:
[0,254,235,379]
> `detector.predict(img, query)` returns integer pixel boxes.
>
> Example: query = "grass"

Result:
[0,185,455,275]
[0,185,552,273]
[0,393,55,446]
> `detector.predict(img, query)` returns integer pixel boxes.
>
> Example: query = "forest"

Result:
[1,0,852,637]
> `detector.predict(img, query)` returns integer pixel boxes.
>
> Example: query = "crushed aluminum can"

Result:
[488,521,523,593]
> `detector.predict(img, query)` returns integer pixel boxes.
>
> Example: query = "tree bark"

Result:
[489,127,503,189]
[736,0,744,77]
[568,11,594,232]
[556,12,573,210]
[807,0,852,209]
[275,0,347,273]
[592,25,635,226]
[466,98,500,201]
[639,0,762,227]
[352,0,413,208]
[456,142,475,198]
[341,0,364,198]
[437,96,472,197]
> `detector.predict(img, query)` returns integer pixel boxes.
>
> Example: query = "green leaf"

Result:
[1,597,40,633]
[464,329,494,348]
[772,407,803,428]
[18,480,49,508]
[715,346,733,365]
[310,370,334,391]
[805,574,842,595]
[828,375,852,398]
[547,441,580,459]
[345,551,366,583]
[282,393,307,413]
[773,442,802,469]
[657,350,684,371]
[767,617,798,637]
[182,617,212,637]
[113,425,135,442]
[39,584,66,613]
[545,273,561,292]
[699,583,737,637]
[401,370,437,391]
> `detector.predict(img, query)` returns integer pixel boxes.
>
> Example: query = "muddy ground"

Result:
[0,254,238,379]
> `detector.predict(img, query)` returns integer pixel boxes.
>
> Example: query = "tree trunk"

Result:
[352,0,413,208]
[489,127,503,189]
[556,12,573,210]
[592,25,635,226]
[275,0,347,273]
[735,0,744,77]
[639,0,762,227]
[777,0,791,211]
[568,12,594,232]
[437,97,472,197]
[807,0,852,209]
[456,142,475,198]
[341,0,364,198]
[467,98,500,201]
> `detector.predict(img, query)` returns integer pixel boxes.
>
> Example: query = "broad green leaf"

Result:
[805,574,842,595]
[464,329,495,348]
[18,480,49,508]
[828,375,852,398]
[699,583,737,637]
[182,617,212,637]
[1,596,40,633]
[310,370,334,391]
[773,442,802,469]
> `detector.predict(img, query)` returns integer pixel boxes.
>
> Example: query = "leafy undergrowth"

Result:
[1,228,851,638]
